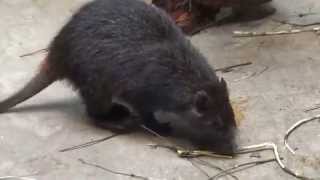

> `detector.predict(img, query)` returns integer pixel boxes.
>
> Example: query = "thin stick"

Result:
[233,27,320,37]
[236,142,312,180]
[233,65,269,82]
[272,19,320,27]
[143,125,231,158]
[304,104,320,112]
[0,177,36,180]
[255,66,269,76]
[59,134,120,152]
[209,158,276,180]
[148,144,233,159]
[78,159,149,180]
[141,125,220,179]
[195,159,239,180]
[0,172,40,180]
[215,62,253,73]
[179,150,233,159]
[284,114,320,154]
[190,21,217,36]
[140,125,172,144]
[147,144,179,153]
[188,159,210,178]
[20,48,48,58]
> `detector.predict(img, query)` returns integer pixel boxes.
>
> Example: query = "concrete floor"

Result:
[0,0,320,179]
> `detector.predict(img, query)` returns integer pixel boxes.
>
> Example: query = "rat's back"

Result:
[48,0,186,86]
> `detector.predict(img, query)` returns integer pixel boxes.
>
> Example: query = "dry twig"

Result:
[141,125,232,178]
[0,172,40,180]
[209,158,276,180]
[147,114,319,179]
[148,144,233,159]
[188,159,211,178]
[0,177,36,180]
[194,159,239,180]
[284,114,320,155]
[140,125,173,145]
[304,104,320,112]
[78,159,149,180]
[236,142,312,180]
[143,123,232,158]
[190,22,217,35]
[272,18,320,27]
[215,62,252,73]
[20,48,48,58]
[59,134,120,152]
[232,65,269,82]
[233,27,320,37]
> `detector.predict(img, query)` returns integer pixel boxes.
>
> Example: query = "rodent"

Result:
[0,0,237,154]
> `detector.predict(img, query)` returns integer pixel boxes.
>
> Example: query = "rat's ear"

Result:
[112,97,137,116]
[219,78,227,89]
[194,90,209,113]
[93,100,140,133]
[108,97,141,128]
[218,78,230,97]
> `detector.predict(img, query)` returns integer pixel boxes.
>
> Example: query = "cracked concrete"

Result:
[0,0,320,179]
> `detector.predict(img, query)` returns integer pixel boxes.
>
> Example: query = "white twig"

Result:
[0,177,36,180]
[237,143,284,168]
[233,27,320,37]
[284,114,320,154]
[237,142,313,180]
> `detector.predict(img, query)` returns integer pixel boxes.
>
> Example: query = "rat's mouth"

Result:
[167,126,237,155]
[190,130,237,155]
[194,141,237,155]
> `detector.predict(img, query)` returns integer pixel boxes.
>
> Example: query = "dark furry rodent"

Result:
[0,0,236,154]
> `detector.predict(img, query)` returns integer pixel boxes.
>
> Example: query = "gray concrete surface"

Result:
[0,0,320,179]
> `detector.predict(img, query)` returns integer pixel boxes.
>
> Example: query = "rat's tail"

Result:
[0,58,57,112]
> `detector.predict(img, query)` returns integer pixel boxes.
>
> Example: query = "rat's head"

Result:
[155,78,237,155]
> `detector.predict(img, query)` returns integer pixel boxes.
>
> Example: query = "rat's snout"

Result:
[170,123,237,155]
[155,109,237,155]
[191,126,237,155]
[196,136,237,155]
